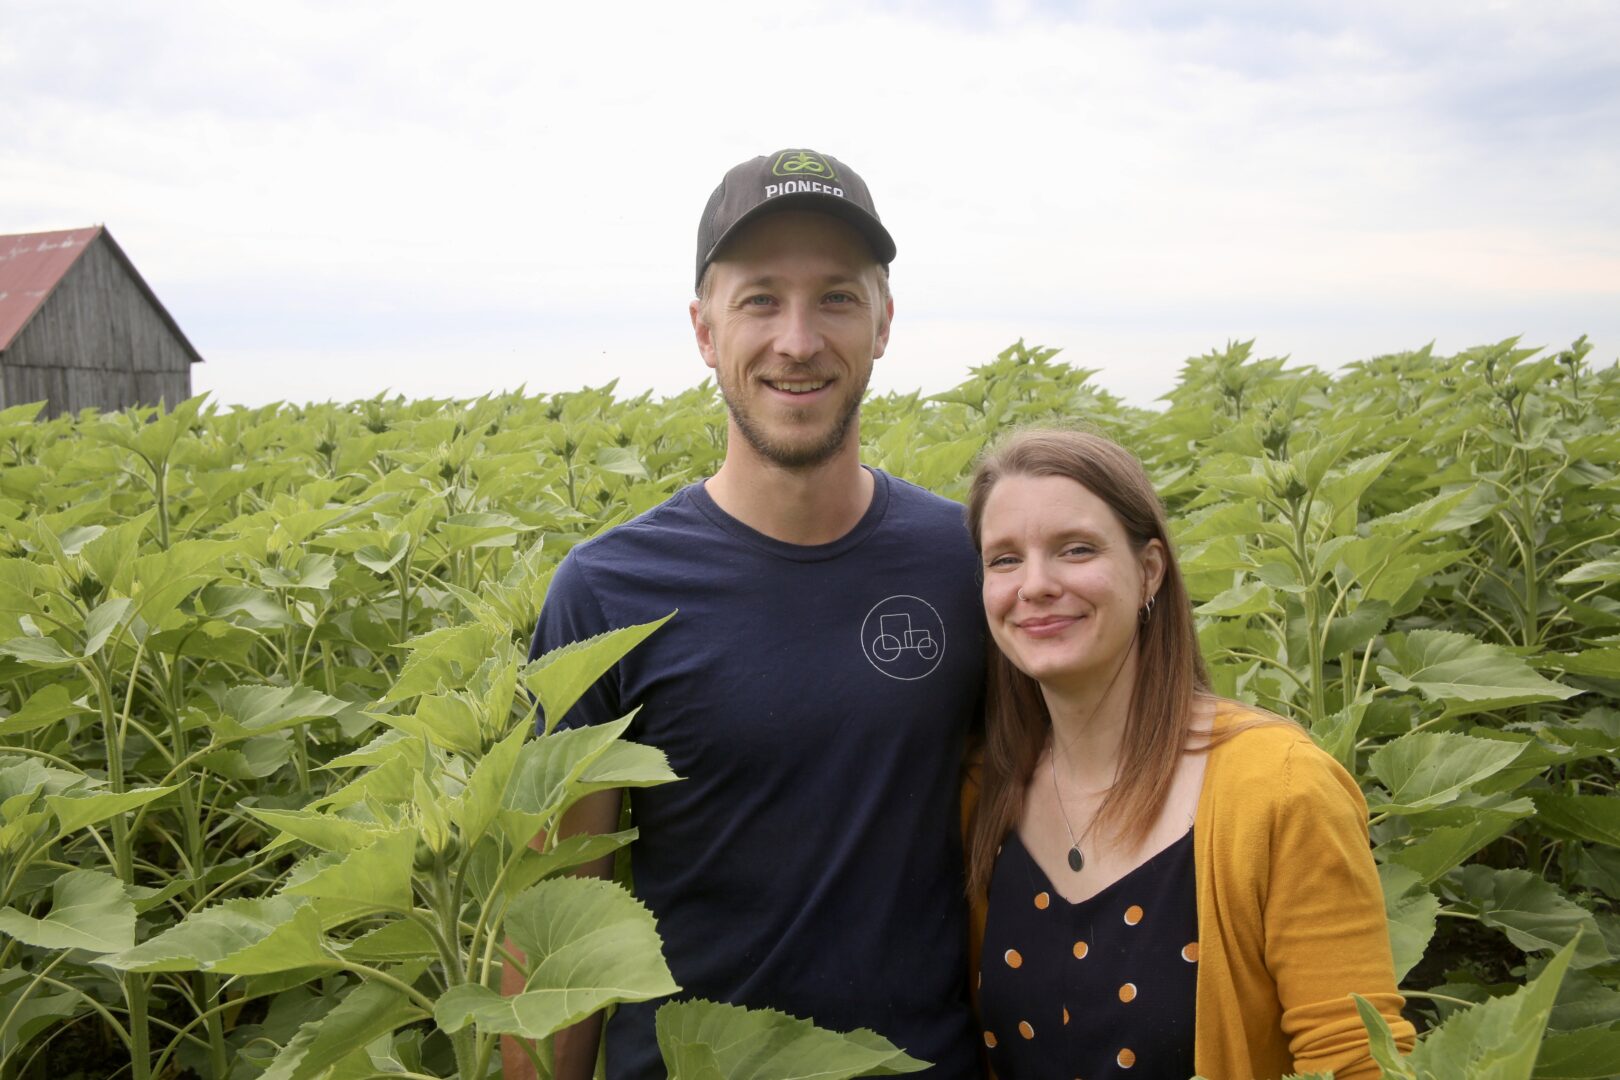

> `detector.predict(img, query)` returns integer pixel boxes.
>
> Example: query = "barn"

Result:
[0,226,201,418]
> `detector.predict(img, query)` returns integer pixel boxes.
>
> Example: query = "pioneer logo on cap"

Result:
[765,151,844,200]
[772,150,838,181]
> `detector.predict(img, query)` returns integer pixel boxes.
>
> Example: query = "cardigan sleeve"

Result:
[1263,737,1417,1079]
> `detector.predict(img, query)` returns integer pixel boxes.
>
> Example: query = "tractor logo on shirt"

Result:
[860,595,946,681]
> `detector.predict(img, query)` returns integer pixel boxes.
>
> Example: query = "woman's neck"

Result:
[1041,651,1138,790]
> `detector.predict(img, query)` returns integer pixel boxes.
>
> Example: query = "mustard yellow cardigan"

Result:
[965,706,1417,1080]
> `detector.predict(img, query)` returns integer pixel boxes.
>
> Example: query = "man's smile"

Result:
[762,377,833,396]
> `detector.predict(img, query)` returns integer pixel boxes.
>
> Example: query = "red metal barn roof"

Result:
[0,226,103,350]
[0,225,202,362]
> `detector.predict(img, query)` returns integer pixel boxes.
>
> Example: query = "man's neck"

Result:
[704,436,874,546]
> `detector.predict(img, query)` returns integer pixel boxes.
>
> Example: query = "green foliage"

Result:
[654,999,928,1079]
[0,870,135,952]
[435,877,678,1040]
[1357,936,1579,1079]
[0,336,1615,1076]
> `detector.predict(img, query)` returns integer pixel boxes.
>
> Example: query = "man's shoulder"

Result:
[539,485,715,632]
[873,469,971,533]
[563,482,712,567]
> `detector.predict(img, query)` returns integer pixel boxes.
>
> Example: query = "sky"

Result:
[4,0,1618,407]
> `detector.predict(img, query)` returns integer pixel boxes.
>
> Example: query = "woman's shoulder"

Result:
[1206,698,1303,753]
[1204,699,1355,799]
[962,742,984,790]
[960,746,984,834]
[1209,699,1302,738]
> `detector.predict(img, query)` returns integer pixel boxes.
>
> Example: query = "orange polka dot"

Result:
[983,1031,997,1048]
[1062,1006,1070,1025]
[1118,1048,1136,1068]
[1182,942,1199,963]
[1004,948,1023,969]
[1034,891,1051,910]
[1124,904,1144,926]
[1018,1020,1035,1040]
[1072,940,1089,959]
[1118,982,1137,1003]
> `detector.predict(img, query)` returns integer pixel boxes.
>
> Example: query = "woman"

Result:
[963,428,1414,1079]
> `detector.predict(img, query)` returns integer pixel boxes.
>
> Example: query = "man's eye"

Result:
[743,295,774,307]
[825,291,854,304]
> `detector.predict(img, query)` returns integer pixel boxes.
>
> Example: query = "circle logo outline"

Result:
[860,594,947,681]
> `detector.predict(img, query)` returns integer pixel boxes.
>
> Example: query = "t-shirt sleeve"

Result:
[528,550,622,733]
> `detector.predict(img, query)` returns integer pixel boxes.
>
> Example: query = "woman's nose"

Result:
[1019,559,1058,601]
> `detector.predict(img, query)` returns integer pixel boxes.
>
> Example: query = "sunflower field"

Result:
[0,336,1616,1079]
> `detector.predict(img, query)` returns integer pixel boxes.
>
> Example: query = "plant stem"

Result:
[0,949,71,1044]
[293,722,312,794]
[153,455,171,550]
[28,973,133,1045]
[127,972,152,1080]
[88,657,134,880]
[332,959,438,1014]
[202,972,228,1079]
[1291,505,1328,729]
[394,562,413,656]
[1402,989,1480,1008]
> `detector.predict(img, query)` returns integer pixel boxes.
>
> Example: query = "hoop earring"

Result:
[1139,596,1156,624]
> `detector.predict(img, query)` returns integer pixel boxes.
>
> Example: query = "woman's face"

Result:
[978,473,1165,694]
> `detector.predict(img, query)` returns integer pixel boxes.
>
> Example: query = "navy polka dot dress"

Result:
[979,829,1198,1077]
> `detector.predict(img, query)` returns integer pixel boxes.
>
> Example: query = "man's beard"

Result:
[717,373,867,470]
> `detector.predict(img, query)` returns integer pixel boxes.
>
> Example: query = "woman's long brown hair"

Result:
[964,428,1213,901]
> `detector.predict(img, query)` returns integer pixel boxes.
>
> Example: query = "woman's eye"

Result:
[1063,544,1094,558]
[986,554,1018,569]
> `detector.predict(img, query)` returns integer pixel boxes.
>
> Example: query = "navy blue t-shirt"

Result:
[529,469,985,1079]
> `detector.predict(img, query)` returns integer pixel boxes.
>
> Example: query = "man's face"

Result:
[691,211,892,470]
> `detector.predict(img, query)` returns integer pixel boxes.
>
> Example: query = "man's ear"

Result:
[690,298,718,370]
[873,291,894,360]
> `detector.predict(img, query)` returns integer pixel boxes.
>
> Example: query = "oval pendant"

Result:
[1068,846,1084,873]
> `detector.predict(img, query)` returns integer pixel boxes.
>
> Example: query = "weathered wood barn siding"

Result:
[0,227,200,418]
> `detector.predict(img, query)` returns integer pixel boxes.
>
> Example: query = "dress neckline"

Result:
[1005,826,1193,909]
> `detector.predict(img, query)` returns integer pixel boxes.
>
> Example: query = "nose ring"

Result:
[1017,589,1030,602]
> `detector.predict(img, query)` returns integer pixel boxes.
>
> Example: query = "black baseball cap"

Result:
[695,148,897,290]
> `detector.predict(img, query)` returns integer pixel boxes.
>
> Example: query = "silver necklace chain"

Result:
[1048,745,1089,873]
[1037,601,1147,875]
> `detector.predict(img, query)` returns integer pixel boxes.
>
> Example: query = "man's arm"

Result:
[501,788,624,1080]
[508,549,636,1078]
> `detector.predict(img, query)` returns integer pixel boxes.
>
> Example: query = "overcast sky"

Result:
[4,0,1618,407]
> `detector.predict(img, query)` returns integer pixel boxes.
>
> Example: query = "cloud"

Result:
[3,0,1615,406]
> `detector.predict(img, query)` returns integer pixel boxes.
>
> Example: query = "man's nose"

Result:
[774,302,825,361]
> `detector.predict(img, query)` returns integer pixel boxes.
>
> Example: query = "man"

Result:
[506,149,985,1079]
